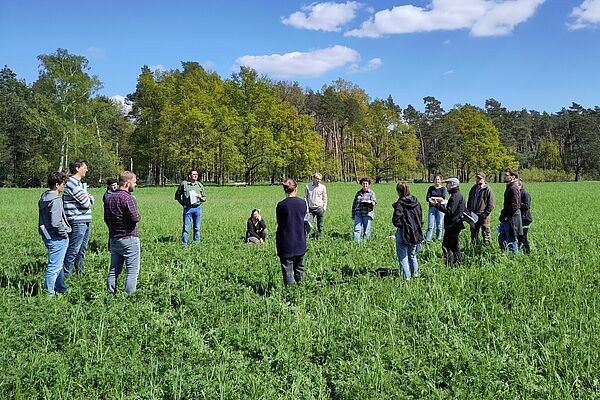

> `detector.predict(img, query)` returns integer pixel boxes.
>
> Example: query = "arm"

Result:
[175,183,184,205]
[322,186,328,211]
[425,186,433,202]
[126,196,141,223]
[351,192,360,219]
[392,203,403,228]
[505,186,521,218]
[50,199,68,237]
[370,190,377,206]
[246,219,260,239]
[483,189,495,217]
[66,181,92,208]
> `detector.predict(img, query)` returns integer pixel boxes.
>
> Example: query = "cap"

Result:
[445,177,460,186]
[476,172,486,179]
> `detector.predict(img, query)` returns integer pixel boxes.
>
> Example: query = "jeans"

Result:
[425,207,443,241]
[498,221,519,254]
[279,255,305,285]
[43,237,69,296]
[395,229,419,280]
[63,222,91,277]
[182,206,202,245]
[107,237,141,294]
[309,207,325,238]
[353,215,373,241]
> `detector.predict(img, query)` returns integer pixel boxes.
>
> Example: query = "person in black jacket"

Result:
[246,209,268,244]
[276,179,308,285]
[498,169,522,254]
[516,179,532,254]
[466,172,495,244]
[392,182,423,280]
[430,177,466,266]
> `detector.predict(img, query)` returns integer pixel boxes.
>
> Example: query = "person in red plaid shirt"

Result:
[104,171,140,294]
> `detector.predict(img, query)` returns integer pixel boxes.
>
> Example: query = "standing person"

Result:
[103,178,118,204]
[392,182,424,280]
[516,179,532,254]
[466,172,495,244]
[351,177,377,241]
[104,171,140,295]
[38,172,71,296]
[498,169,522,254]
[424,175,445,242]
[63,158,94,277]
[276,179,307,285]
[304,172,328,239]
[246,209,268,244]
[430,178,466,266]
[174,168,206,246]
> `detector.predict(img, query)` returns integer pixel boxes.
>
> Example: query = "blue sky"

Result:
[1,0,599,112]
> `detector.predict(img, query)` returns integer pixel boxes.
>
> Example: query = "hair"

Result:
[250,209,260,218]
[188,168,199,176]
[68,158,87,174]
[47,171,67,189]
[118,171,136,186]
[313,172,322,179]
[434,174,443,181]
[396,182,410,198]
[106,178,118,186]
[282,179,297,194]
[359,176,372,185]
[506,168,519,178]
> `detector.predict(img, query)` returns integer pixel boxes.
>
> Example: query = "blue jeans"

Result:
[353,215,372,241]
[498,221,519,254]
[107,237,141,294]
[425,207,443,241]
[182,206,202,245]
[63,222,91,277]
[395,229,419,280]
[43,237,69,295]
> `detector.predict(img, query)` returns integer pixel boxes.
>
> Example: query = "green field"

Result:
[0,182,598,399]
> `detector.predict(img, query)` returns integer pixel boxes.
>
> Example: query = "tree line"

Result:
[1,48,599,187]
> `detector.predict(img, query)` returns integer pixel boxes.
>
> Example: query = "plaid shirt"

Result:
[104,189,140,238]
[352,189,377,219]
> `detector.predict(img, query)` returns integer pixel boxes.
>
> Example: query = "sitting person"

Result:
[246,209,268,243]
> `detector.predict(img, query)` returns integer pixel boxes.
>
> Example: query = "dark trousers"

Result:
[518,226,530,254]
[442,228,462,266]
[279,255,305,285]
[309,207,325,237]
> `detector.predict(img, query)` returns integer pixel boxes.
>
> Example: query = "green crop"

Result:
[0,182,598,399]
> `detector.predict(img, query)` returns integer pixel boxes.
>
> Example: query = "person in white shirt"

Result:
[304,172,328,239]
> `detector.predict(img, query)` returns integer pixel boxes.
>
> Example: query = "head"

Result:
[516,179,523,189]
[475,172,486,186]
[445,177,460,190]
[118,171,137,193]
[188,168,199,183]
[69,158,88,179]
[250,209,261,220]
[433,175,443,186]
[504,169,518,183]
[359,177,371,191]
[47,171,67,192]
[312,172,322,186]
[396,182,410,198]
[282,179,297,195]
[106,178,118,191]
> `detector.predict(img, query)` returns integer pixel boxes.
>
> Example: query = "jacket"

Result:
[38,191,72,239]
[467,184,495,217]
[520,189,532,225]
[435,187,466,231]
[175,180,206,207]
[392,195,423,245]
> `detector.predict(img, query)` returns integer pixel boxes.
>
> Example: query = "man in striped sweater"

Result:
[63,158,95,277]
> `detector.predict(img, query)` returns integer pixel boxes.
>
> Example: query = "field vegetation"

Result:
[0,182,598,399]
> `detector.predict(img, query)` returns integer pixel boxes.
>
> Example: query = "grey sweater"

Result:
[38,191,72,239]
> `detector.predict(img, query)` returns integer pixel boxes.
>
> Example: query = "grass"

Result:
[0,182,598,399]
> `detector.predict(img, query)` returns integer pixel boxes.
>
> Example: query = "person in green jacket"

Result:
[175,168,206,245]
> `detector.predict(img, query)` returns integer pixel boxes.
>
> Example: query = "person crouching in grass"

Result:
[38,172,72,296]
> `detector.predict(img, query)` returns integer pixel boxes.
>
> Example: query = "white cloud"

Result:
[568,0,600,30]
[282,1,361,31]
[345,0,545,38]
[443,70,454,75]
[201,60,215,70]
[84,47,106,60]
[110,95,132,115]
[235,45,361,78]
[349,57,383,73]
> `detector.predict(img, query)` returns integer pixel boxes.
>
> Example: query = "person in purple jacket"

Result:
[275,179,308,285]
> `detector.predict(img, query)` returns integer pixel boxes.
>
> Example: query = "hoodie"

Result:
[392,195,424,245]
[38,191,72,239]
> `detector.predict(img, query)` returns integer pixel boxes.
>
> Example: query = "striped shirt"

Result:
[104,189,140,238]
[63,177,94,223]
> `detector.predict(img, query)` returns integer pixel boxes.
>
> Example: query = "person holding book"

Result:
[424,175,445,242]
[466,172,495,244]
[175,168,206,246]
[351,177,377,241]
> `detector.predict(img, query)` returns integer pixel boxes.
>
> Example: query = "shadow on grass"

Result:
[156,235,178,243]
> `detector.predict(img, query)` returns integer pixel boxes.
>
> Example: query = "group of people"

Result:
[38,159,140,296]
[38,163,533,295]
